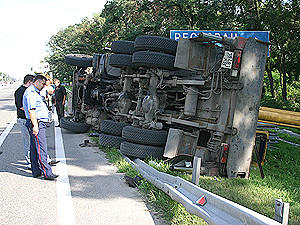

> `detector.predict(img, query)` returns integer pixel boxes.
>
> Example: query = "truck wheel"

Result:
[134,36,178,55]
[108,54,132,68]
[111,41,135,54]
[99,133,123,148]
[65,54,93,68]
[100,120,129,136]
[120,141,164,159]
[60,117,91,133]
[122,126,167,146]
[132,51,175,70]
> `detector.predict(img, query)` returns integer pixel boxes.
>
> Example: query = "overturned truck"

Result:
[63,33,269,179]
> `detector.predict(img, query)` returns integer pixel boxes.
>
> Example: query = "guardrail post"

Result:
[192,157,201,185]
[275,199,289,225]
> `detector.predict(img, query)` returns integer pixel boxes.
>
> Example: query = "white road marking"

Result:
[54,112,76,225]
[0,116,16,147]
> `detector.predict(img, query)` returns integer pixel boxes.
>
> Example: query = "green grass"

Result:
[91,129,300,225]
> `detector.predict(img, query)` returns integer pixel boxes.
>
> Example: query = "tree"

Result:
[262,0,299,101]
[45,0,299,110]
[46,14,106,81]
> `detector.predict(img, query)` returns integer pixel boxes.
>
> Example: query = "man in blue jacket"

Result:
[23,75,59,180]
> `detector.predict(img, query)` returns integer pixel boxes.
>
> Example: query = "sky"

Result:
[0,0,108,79]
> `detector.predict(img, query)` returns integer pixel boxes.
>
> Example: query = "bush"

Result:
[260,94,300,112]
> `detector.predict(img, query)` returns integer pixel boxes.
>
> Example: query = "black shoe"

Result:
[49,160,60,166]
[44,174,59,180]
[55,124,60,127]
[33,174,42,178]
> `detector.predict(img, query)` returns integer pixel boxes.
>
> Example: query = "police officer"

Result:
[23,75,59,180]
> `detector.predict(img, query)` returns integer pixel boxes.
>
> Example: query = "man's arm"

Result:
[62,86,67,105]
[28,109,39,135]
[62,94,66,105]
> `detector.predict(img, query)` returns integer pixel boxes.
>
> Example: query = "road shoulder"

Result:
[60,129,163,224]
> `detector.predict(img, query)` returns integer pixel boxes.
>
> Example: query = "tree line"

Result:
[0,72,11,82]
[46,0,299,111]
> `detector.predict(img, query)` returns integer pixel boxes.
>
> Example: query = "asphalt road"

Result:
[0,82,18,134]
[0,82,164,225]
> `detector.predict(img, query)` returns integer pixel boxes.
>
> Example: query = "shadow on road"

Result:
[0,123,57,178]
[0,124,32,177]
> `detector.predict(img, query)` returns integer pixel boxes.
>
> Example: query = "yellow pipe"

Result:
[258,107,300,128]
[258,120,300,129]
[260,107,300,116]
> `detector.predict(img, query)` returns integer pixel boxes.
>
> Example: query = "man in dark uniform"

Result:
[23,75,58,180]
[54,79,67,127]
[14,74,34,169]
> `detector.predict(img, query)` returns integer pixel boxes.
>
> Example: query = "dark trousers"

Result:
[25,120,53,178]
[56,101,64,124]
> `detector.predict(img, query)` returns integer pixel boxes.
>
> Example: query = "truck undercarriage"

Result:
[64,33,269,178]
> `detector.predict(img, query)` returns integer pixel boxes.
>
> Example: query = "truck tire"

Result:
[108,54,132,68]
[134,36,178,55]
[120,141,164,159]
[111,41,135,54]
[60,117,91,133]
[122,126,167,146]
[132,51,175,70]
[99,133,123,148]
[100,120,129,136]
[65,54,93,68]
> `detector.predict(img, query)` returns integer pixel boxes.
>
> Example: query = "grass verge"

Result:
[91,127,300,225]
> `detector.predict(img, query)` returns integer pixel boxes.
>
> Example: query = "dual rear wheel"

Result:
[98,120,168,160]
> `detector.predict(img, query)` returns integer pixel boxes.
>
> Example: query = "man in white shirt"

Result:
[40,79,54,123]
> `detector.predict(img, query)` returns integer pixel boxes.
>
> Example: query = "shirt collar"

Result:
[31,84,40,94]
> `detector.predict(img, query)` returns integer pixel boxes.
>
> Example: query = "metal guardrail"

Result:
[123,156,282,225]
